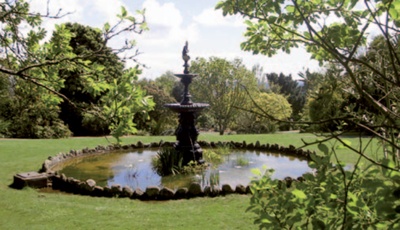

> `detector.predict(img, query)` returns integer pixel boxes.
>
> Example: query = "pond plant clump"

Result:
[151,147,208,176]
[151,146,232,177]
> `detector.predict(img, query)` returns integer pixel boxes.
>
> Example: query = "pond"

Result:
[56,149,312,191]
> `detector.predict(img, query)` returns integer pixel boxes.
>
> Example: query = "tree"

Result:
[0,63,13,137]
[190,57,258,135]
[135,79,177,135]
[217,0,400,227]
[154,70,184,103]
[55,23,125,136]
[235,92,292,133]
[99,68,154,143]
[302,65,348,132]
[266,72,307,121]
[0,0,153,141]
[217,0,400,163]
[154,71,178,97]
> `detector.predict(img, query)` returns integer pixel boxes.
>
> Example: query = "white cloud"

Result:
[193,8,243,27]
[138,0,199,46]
[27,0,130,39]
[143,0,182,26]
[192,48,320,79]
[134,0,201,77]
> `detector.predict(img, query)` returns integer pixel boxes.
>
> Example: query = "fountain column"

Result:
[164,42,209,165]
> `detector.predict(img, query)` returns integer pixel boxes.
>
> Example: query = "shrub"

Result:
[248,145,400,229]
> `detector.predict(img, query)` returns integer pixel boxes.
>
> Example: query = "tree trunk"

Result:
[218,123,225,135]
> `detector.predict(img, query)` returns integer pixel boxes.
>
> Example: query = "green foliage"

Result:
[101,67,154,143]
[303,65,349,132]
[55,22,124,136]
[203,150,223,165]
[153,146,233,176]
[154,71,178,97]
[203,147,231,166]
[191,57,259,135]
[135,79,177,135]
[0,75,71,138]
[181,161,208,175]
[248,146,400,229]
[0,1,153,139]
[236,156,250,166]
[152,147,184,176]
[217,0,400,173]
[235,92,292,134]
[266,73,306,121]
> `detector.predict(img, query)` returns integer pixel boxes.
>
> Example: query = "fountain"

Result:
[10,42,316,200]
[164,41,209,165]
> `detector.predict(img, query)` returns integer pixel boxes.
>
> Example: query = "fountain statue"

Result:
[164,41,209,165]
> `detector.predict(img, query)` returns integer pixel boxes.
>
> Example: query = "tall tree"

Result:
[217,0,400,228]
[266,72,307,121]
[55,23,124,136]
[217,0,400,162]
[154,71,178,97]
[235,92,292,133]
[154,70,183,103]
[0,1,153,140]
[302,65,348,132]
[190,57,258,135]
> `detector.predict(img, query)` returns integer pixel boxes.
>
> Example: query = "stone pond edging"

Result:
[13,140,317,200]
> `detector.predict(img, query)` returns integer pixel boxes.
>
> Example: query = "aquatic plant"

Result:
[152,147,184,176]
[236,156,250,166]
[203,146,232,166]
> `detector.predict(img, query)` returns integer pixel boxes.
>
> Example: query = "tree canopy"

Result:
[191,57,258,135]
[0,0,153,141]
[266,72,307,121]
[217,0,400,161]
[216,0,400,228]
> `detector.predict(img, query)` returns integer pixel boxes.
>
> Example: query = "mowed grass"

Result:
[0,133,381,229]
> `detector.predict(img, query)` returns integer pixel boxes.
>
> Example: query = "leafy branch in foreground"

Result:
[0,1,154,140]
[217,0,400,163]
[217,0,400,228]
[248,145,400,229]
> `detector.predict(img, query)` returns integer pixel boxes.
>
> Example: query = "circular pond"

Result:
[55,149,312,191]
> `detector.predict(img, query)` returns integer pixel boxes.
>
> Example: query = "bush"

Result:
[248,145,400,229]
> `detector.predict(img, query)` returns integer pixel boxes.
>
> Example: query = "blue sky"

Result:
[29,0,320,79]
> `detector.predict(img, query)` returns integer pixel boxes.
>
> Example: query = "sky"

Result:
[28,0,321,80]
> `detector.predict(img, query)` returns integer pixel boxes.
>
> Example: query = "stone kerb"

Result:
[34,140,318,201]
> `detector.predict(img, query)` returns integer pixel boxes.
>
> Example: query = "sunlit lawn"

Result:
[0,132,381,229]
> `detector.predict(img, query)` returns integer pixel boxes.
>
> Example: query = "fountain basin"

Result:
[54,148,311,191]
[13,141,318,200]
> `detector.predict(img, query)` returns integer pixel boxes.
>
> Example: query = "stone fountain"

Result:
[164,41,209,165]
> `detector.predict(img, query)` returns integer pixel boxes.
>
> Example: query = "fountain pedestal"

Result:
[164,76,209,165]
[164,42,209,165]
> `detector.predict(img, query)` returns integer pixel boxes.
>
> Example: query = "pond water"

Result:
[57,149,312,191]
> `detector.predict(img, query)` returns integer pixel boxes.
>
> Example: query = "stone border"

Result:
[14,140,317,200]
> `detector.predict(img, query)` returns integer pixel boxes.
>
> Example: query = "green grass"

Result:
[0,133,382,229]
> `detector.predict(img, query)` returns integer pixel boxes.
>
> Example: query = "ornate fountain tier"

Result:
[164,102,209,113]
[164,41,209,165]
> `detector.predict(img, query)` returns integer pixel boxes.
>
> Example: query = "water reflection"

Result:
[59,149,312,191]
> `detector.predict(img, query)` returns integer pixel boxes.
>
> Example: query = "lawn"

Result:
[0,132,381,229]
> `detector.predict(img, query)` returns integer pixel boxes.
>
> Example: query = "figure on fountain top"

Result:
[182,41,190,74]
